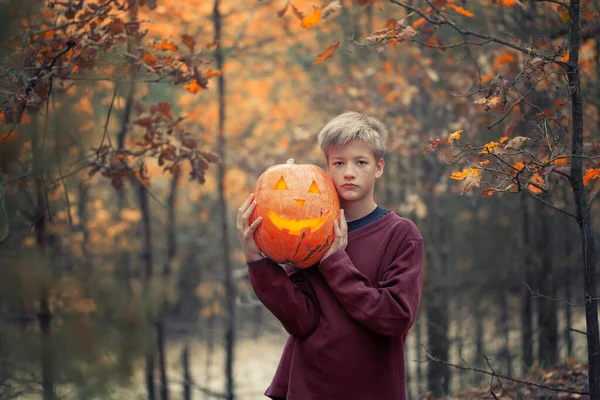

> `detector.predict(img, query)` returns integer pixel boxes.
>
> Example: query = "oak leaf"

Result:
[314,41,340,64]
[181,34,195,51]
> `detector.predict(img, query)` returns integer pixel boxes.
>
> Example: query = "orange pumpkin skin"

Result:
[251,159,340,268]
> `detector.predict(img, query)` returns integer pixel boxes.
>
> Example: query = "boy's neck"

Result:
[341,199,378,223]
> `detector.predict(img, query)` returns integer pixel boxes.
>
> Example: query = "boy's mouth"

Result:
[267,210,330,235]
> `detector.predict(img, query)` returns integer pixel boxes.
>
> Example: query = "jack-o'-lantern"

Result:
[251,158,340,268]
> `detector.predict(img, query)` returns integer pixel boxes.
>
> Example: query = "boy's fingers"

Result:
[243,201,257,220]
[249,216,262,231]
[238,193,254,215]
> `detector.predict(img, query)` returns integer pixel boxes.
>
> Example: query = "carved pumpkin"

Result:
[251,158,340,268]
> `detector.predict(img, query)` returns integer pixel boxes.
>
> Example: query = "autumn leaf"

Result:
[583,168,600,186]
[155,102,172,119]
[481,188,496,197]
[480,141,500,154]
[108,18,125,35]
[513,161,525,172]
[321,0,342,19]
[448,129,462,145]
[505,136,529,150]
[301,8,322,29]
[314,41,340,64]
[0,111,4,125]
[451,167,478,181]
[290,3,304,20]
[407,18,424,30]
[447,4,474,17]
[583,9,599,21]
[463,170,482,194]
[185,80,204,94]
[552,157,569,165]
[528,173,545,194]
[277,1,290,18]
[152,39,178,52]
[204,69,222,78]
[181,34,195,51]
[142,52,158,66]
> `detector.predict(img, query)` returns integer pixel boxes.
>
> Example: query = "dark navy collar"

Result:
[347,205,390,232]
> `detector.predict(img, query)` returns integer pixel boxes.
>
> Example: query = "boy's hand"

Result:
[322,209,347,261]
[236,194,264,262]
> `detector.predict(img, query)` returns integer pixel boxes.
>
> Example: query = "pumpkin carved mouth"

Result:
[267,210,330,236]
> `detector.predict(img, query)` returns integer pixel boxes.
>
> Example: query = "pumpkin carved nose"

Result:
[295,199,305,207]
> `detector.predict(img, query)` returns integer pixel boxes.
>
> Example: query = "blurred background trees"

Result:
[1,0,599,399]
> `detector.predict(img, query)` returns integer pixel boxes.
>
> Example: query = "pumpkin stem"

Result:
[286,158,296,164]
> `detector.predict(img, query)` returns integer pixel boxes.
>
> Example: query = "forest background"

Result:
[1,0,599,399]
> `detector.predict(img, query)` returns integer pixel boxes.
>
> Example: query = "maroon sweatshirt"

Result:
[247,211,424,400]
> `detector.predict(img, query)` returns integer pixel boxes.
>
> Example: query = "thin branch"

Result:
[0,181,9,245]
[525,283,600,306]
[526,191,576,219]
[529,0,569,8]
[422,351,589,396]
[570,328,586,335]
[389,0,543,57]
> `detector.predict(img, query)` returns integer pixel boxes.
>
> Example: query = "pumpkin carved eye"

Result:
[274,177,288,190]
[308,181,320,194]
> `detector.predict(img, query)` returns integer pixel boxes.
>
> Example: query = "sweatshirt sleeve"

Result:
[247,258,320,337]
[318,236,424,337]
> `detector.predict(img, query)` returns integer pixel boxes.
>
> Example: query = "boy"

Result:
[236,111,424,400]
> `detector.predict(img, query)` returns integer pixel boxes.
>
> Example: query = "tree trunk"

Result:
[156,172,179,400]
[213,2,236,399]
[157,320,168,400]
[204,314,215,400]
[138,181,156,400]
[32,111,55,400]
[474,304,485,387]
[498,291,512,377]
[567,1,600,398]
[415,314,423,397]
[426,207,450,397]
[536,208,558,367]
[520,194,534,373]
[182,345,192,400]
[564,234,573,359]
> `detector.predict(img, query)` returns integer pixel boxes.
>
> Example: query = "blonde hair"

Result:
[317,111,388,160]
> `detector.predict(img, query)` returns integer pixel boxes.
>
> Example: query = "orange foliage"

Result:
[314,41,340,64]
[528,173,545,194]
[584,168,600,185]
[301,8,322,29]
[185,80,204,94]
[447,4,474,17]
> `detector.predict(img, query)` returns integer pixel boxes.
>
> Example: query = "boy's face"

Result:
[326,139,384,203]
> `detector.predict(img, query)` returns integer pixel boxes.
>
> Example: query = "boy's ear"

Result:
[375,158,384,178]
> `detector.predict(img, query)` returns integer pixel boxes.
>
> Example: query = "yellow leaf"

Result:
[499,136,509,143]
[480,159,490,165]
[449,129,462,140]
[301,8,322,29]
[480,141,499,154]
[314,41,340,64]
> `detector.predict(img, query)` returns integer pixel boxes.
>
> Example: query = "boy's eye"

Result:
[358,160,367,165]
